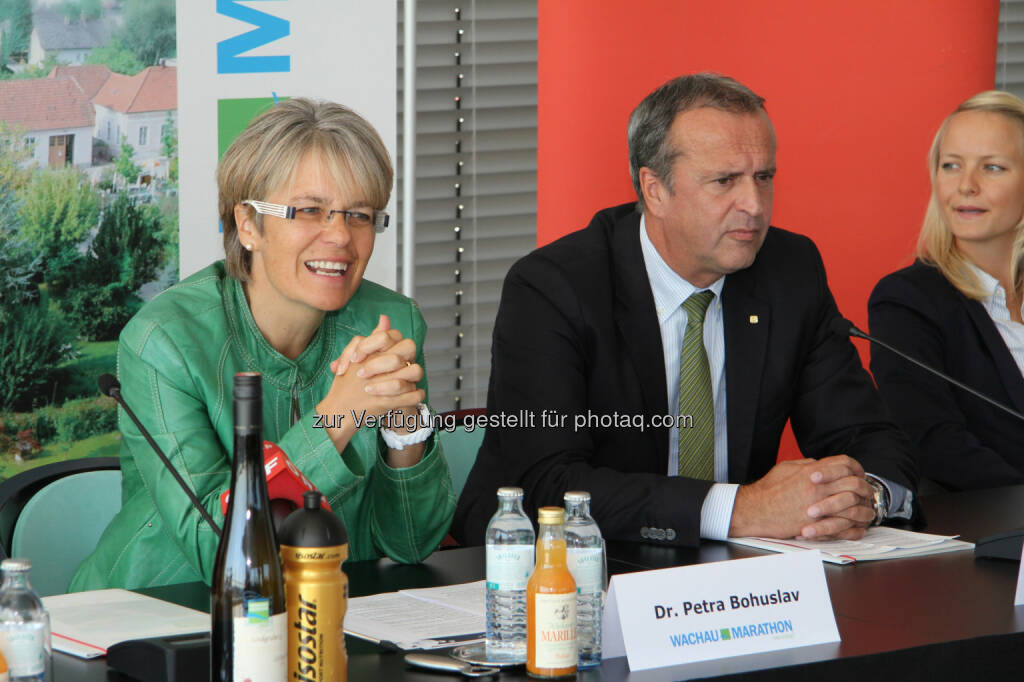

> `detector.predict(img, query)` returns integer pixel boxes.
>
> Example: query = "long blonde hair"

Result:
[917,90,1024,299]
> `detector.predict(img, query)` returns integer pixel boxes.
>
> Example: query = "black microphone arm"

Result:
[99,373,223,538]
[831,318,1024,424]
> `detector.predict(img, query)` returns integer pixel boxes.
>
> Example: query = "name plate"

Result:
[602,551,839,671]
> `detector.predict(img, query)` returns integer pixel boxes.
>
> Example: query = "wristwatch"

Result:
[865,476,890,526]
[380,403,433,449]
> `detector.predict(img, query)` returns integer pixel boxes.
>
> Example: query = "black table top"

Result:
[55,485,1024,681]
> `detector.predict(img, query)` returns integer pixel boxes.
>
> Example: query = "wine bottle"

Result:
[211,372,287,682]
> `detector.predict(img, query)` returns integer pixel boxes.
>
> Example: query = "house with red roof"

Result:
[0,64,112,169]
[92,65,177,179]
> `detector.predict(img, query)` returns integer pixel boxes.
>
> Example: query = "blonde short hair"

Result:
[217,98,393,280]
[918,90,1024,299]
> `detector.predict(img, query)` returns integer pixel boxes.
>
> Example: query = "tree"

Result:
[18,168,99,261]
[0,180,41,322]
[60,192,164,340]
[161,112,177,183]
[85,40,144,75]
[118,0,175,66]
[0,0,31,63]
[115,136,141,184]
[0,120,34,192]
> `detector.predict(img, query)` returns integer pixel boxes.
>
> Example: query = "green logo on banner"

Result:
[217,97,289,159]
[720,628,731,640]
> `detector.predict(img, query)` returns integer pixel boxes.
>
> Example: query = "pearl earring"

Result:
[243,243,252,251]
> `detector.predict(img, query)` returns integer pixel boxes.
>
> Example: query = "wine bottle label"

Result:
[0,623,45,676]
[533,592,577,670]
[566,546,603,594]
[486,544,535,591]
[233,598,286,681]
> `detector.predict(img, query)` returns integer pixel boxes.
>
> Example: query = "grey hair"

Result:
[627,73,766,210]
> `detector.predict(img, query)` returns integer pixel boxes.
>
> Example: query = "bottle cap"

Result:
[278,490,348,548]
[497,486,523,498]
[1,558,29,572]
[537,507,564,525]
[564,491,590,503]
[233,372,261,400]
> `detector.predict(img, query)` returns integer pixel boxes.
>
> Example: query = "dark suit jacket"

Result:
[452,203,917,547]
[869,261,1024,490]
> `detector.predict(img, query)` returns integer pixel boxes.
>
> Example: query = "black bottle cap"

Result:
[278,490,348,548]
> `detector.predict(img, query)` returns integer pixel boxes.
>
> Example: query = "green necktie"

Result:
[677,290,715,480]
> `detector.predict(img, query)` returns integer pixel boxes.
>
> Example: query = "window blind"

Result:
[998,0,1024,96]
[398,0,538,412]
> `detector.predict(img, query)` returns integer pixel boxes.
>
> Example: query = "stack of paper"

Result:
[728,527,974,564]
[344,580,486,650]
[42,589,209,659]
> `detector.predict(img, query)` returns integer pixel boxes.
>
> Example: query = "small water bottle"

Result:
[564,491,605,669]
[484,486,535,663]
[0,559,51,682]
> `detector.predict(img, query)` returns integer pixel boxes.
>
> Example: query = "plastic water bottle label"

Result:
[486,544,534,591]
[232,600,286,681]
[567,547,603,594]
[0,623,45,676]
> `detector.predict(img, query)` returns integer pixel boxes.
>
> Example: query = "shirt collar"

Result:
[965,261,1014,319]
[639,214,725,325]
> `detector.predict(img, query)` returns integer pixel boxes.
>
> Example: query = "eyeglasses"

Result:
[242,200,389,233]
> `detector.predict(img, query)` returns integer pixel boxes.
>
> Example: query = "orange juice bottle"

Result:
[0,648,8,682]
[526,507,577,678]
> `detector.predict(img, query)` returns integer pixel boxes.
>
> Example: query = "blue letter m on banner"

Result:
[217,0,290,74]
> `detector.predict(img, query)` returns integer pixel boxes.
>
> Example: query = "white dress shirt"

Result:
[639,218,910,539]
[969,263,1024,378]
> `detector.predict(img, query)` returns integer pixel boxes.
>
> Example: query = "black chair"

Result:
[0,457,120,561]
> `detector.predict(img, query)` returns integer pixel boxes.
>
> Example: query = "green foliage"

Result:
[0,121,34,191]
[161,111,177,158]
[0,396,117,446]
[118,0,175,66]
[18,167,99,261]
[58,193,163,340]
[85,40,144,75]
[51,395,118,442]
[0,181,42,321]
[0,0,31,62]
[115,136,141,182]
[0,303,76,411]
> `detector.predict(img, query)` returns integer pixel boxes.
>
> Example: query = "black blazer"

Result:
[869,261,1024,490]
[452,203,917,547]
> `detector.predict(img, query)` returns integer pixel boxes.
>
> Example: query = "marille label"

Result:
[533,592,577,669]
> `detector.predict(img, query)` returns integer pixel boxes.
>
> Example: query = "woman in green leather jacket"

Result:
[71,99,455,591]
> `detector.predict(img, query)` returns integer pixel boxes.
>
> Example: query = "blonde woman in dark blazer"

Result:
[869,90,1024,491]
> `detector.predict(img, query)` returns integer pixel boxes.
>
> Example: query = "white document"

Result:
[344,580,486,650]
[728,526,974,564]
[42,589,208,659]
[602,552,839,671]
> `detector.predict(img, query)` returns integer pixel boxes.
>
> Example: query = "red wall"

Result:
[537,1,997,458]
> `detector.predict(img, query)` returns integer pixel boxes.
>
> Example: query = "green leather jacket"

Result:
[70,262,455,591]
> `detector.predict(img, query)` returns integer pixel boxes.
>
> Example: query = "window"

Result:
[398,0,538,411]
[106,122,111,140]
[139,126,148,146]
[998,1,1024,97]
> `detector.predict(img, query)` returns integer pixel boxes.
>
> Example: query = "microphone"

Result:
[219,442,330,527]
[831,318,1024,424]
[99,373,223,538]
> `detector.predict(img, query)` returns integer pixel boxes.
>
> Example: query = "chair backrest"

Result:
[437,409,486,500]
[10,467,122,597]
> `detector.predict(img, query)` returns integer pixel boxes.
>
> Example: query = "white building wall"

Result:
[27,31,44,65]
[24,125,93,168]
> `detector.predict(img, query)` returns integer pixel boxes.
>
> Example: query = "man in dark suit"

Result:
[452,73,917,547]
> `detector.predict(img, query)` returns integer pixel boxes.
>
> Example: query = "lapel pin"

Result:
[749,315,759,324]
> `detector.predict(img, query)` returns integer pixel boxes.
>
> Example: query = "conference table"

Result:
[56,485,1024,681]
